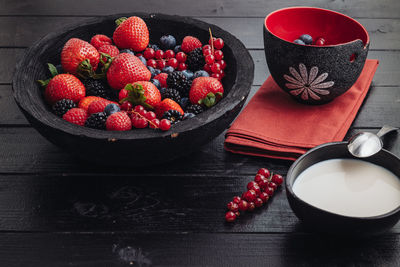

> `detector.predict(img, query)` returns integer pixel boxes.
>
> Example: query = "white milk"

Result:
[292,159,400,217]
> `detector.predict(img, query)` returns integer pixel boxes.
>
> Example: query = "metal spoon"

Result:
[347,125,399,158]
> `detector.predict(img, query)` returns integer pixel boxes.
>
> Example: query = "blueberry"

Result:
[159,87,167,95]
[151,79,161,89]
[162,66,175,74]
[174,45,182,53]
[183,113,196,120]
[293,39,306,45]
[55,64,63,74]
[149,44,160,51]
[181,70,194,80]
[147,66,156,78]
[179,97,190,109]
[104,104,120,116]
[154,68,161,75]
[120,49,135,55]
[160,35,176,50]
[299,34,313,45]
[138,56,147,66]
[193,70,210,78]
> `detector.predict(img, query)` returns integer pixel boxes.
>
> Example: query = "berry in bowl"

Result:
[13,13,254,165]
[263,7,370,104]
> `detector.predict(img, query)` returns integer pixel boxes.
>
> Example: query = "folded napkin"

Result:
[224,59,379,161]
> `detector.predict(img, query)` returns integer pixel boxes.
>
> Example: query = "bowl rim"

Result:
[264,6,370,48]
[286,141,400,220]
[12,12,254,141]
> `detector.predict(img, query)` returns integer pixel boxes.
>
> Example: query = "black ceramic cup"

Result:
[264,7,370,104]
[286,142,400,236]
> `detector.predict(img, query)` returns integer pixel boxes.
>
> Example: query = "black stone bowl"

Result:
[286,142,400,236]
[264,7,370,104]
[12,13,254,166]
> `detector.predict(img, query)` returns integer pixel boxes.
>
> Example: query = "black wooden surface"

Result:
[1,0,400,266]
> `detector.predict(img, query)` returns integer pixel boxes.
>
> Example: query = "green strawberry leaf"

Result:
[115,17,128,26]
[47,63,58,77]
[77,59,95,79]
[37,78,51,87]
[122,83,153,110]
[198,92,217,108]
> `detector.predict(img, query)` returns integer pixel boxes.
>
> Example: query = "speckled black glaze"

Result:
[12,13,254,165]
[263,26,369,105]
[286,142,400,236]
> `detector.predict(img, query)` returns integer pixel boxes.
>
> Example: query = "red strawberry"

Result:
[98,44,119,57]
[87,99,117,115]
[154,73,168,88]
[78,96,104,110]
[90,34,112,50]
[155,98,184,118]
[181,36,202,53]
[106,111,132,131]
[123,81,161,109]
[61,38,100,76]
[107,53,151,90]
[113,16,149,52]
[44,74,85,104]
[189,77,224,107]
[62,108,88,126]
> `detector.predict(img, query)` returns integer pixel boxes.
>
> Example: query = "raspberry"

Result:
[154,73,168,88]
[62,108,88,126]
[87,100,112,115]
[181,36,202,53]
[106,112,132,131]
[90,34,112,50]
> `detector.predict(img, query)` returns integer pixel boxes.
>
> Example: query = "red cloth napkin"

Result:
[224,59,379,161]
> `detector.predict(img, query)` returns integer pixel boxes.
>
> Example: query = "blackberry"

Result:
[186,47,205,72]
[52,99,76,117]
[85,112,107,130]
[185,104,204,115]
[166,71,191,96]
[162,110,183,124]
[83,79,115,100]
[161,88,181,103]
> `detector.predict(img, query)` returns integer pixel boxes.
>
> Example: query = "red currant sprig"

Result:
[225,168,284,222]
[128,105,171,131]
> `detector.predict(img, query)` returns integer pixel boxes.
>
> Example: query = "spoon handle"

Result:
[376,125,399,138]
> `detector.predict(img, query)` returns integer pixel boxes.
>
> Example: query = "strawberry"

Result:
[62,108,88,126]
[155,98,184,118]
[122,81,161,109]
[98,44,119,57]
[106,111,132,131]
[107,53,151,90]
[154,73,168,88]
[113,16,149,52]
[78,96,104,110]
[90,34,112,50]
[181,36,202,53]
[61,38,100,76]
[189,77,224,107]
[87,99,117,115]
[44,74,85,104]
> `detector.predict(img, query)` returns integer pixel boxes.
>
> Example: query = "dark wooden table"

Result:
[2,0,400,266]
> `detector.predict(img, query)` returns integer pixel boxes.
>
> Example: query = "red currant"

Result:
[165,49,175,58]
[147,59,157,68]
[149,118,160,129]
[156,60,166,70]
[202,45,211,52]
[247,181,259,190]
[238,200,248,211]
[205,54,215,65]
[178,63,187,71]
[134,105,145,114]
[219,70,225,78]
[225,211,236,222]
[255,198,263,208]
[214,50,224,60]
[155,49,164,59]
[247,202,256,212]
[211,73,221,80]
[143,48,155,60]
[264,186,274,196]
[243,189,257,202]
[203,49,212,56]
[258,179,269,190]
[257,168,270,179]
[268,182,278,190]
[176,52,187,63]
[159,119,171,131]
[259,192,269,203]
[209,37,216,46]
[227,201,239,212]
[254,174,265,183]
[211,62,221,73]
[119,89,129,101]
[271,174,284,185]
[214,38,224,50]
[167,58,179,69]
[232,196,241,204]
[132,116,148,128]
[235,211,240,217]
[315,37,326,46]
[120,101,132,111]
[218,59,227,70]
[145,111,156,121]
[204,64,212,73]
[136,53,142,57]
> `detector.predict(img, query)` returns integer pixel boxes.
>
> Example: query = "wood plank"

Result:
[0,232,398,266]
[4,48,400,86]
[1,17,400,50]
[0,0,399,18]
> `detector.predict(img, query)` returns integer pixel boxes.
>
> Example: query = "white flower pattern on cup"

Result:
[283,63,334,101]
